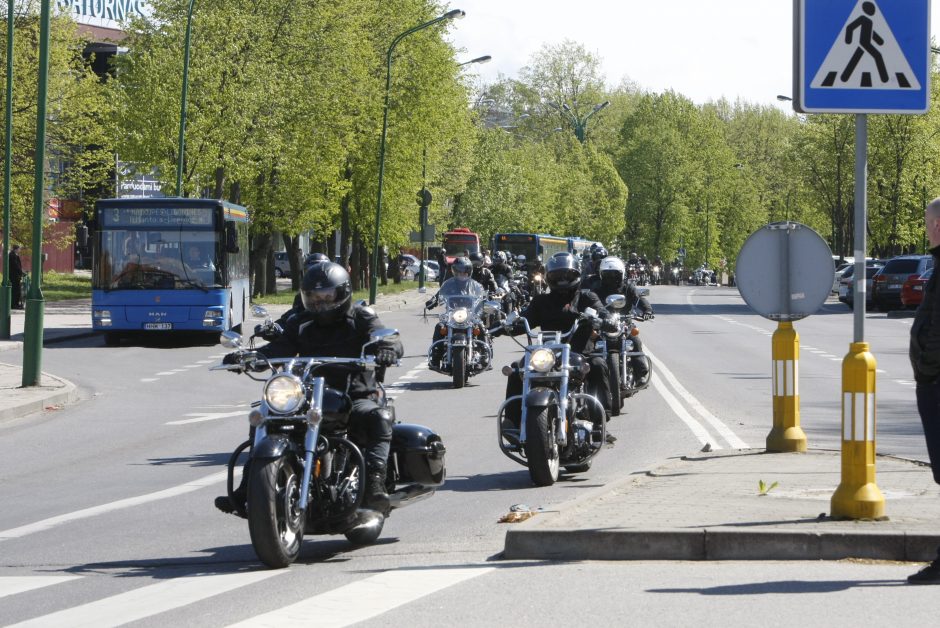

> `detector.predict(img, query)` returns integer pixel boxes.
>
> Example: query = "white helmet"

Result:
[598,256,626,287]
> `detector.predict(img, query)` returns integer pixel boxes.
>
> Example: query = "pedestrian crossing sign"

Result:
[795,0,930,113]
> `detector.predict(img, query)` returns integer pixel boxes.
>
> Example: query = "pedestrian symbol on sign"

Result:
[811,0,919,90]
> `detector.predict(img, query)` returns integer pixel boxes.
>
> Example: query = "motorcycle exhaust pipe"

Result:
[388,484,436,508]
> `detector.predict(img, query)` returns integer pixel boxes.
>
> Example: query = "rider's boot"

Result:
[364,463,390,514]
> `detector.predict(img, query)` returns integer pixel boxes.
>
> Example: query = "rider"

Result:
[216,262,403,515]
[469,251,499,294]
[589,255,653,384]
[501,252,617,431]
[425,257,485,368]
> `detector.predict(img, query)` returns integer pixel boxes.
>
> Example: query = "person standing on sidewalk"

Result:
[908,196,940,584]
[8,244,24,309]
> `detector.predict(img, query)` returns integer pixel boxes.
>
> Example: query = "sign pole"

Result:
[831,113,884,520]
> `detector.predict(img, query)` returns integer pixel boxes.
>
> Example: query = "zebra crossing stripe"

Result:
[227,567,494,628]
[0,576,82,599]
[7,572,280,628]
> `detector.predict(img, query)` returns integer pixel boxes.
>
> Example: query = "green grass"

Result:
[36,271,92,301]
[255,279,423,306]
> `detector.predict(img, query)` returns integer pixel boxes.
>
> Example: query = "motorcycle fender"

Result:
[251,434,293,460]
[524,387,556,409]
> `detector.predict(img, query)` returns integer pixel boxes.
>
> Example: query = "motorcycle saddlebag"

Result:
[391,423,446,487]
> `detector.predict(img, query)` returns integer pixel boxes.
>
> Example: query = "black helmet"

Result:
[591,246,608,263]
[469,252,485,269]
[300,262,352,324]
[545,252,581,295]
[451,256,472,280]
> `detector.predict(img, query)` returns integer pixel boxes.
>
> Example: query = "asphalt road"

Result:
[0,285,933,626]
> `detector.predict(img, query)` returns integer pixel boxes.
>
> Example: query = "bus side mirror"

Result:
[225,222,239,253]
[76,224,88,247]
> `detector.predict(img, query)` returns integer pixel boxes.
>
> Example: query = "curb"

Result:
[503,528,940,562]
[0,371,78,424]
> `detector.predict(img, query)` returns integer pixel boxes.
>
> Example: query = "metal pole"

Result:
[176,0,196,197]
[0,0,14,339]
[21,0,51,387]
[419,145,426,293]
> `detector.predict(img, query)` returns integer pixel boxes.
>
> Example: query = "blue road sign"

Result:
[796,0,930,113]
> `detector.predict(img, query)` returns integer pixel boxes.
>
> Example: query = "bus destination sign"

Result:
[101,206,215,228]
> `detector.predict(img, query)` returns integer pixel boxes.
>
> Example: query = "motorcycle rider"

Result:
[468,251,499,294]
[589,255,653,384]
[216,261,403,515]
[584,245,608,285]
[425,257,485,368]
[501,252,617,433]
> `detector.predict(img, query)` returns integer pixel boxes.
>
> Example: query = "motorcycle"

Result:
[649,263,662,285]
[213,311,446,568]
[497,310,606,486]
[426,281,502,388]
[601,292,653,414]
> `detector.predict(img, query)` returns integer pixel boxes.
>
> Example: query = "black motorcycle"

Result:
[600,292,653,413]
[497,311,606,486]
[426,282,501,388]
[213,318,445,568]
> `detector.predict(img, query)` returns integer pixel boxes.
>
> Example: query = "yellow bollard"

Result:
[831,341,885,519]
[766,321,807,452]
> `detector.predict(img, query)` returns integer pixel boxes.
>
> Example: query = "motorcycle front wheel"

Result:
[607,352,622,416]
[248,455,305,568]
[452,346,467,388]
[524,406,560,486]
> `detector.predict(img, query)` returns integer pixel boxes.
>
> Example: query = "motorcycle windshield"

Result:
[443,294,483,313]
[437,278,486,299]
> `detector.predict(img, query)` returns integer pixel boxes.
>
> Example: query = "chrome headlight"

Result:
[263,374,304,414]
[450,308,469,324]
[529,348,556,373]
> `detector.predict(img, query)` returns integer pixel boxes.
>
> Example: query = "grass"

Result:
[255,279,424,306]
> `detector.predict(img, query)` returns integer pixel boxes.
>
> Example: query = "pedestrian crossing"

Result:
[0,567,493,627]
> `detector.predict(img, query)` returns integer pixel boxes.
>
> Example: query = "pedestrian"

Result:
[8,244,24,309]
[908,196,940,584]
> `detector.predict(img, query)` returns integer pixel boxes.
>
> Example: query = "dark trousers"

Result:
[503,355,611,426]
[11,277,22,307]
[915,381,940,485]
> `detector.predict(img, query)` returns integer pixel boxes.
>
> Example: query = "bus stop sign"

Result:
[736,222,834,321]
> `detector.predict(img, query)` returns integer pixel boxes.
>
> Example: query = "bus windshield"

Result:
[95,228,220,290]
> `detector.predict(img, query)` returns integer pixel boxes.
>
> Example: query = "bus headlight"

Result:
[450,308,469,324]
[529,348,556,372]
[93,309,112,327]
[263,374,304,414]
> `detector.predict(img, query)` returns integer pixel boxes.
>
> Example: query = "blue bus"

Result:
[91,197,250,344]
[492,233,571,264]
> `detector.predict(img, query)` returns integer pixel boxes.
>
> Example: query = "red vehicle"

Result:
[441,227,480,263]
[901,267,932,308]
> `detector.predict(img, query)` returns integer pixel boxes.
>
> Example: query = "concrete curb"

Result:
[0,369,78,423]
[503,528,940,562]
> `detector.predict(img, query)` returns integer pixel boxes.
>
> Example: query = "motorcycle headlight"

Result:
[263,374,304,415]
[529,348,556,373]
[450,308,469,324]
[533,273,543,282]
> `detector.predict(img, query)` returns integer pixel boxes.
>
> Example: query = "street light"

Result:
[370,8,465,304]
[547,99,610,143]
[176,0,196,196]
[776,94,793,102]
[459,55,491,67]
[1,0,15,339]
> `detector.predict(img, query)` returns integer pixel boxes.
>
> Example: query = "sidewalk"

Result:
[0,287,424,423]
[503,448,940,562]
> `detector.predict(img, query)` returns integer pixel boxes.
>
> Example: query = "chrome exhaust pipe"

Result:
[388,484,436,508]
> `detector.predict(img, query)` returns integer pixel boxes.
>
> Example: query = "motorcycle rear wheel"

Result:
[524,406,560,486]
[607,352,622,416]
[452,346,467,388]
[248,455,305,568]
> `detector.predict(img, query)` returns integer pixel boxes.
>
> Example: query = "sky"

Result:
[446,0,940,112]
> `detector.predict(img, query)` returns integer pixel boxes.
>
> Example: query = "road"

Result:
[0,285,934,626]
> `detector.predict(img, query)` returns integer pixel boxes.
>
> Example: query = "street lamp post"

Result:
[547,99,610,143]
[1,0,15,340]
[459,55,491,67]
[176,0,196,196]
[369,8,465,305]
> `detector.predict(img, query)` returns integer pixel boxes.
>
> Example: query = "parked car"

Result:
[872,255,934,311]
[838,262,884,310]
[273,251,291,278]
[404,261,437,281]
[833,264,853,294]
[901,267,933,308]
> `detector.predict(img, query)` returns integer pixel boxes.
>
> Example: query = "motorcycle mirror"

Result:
[251,305,269,319]
[505,311,519,326]
[369,328,400,343]
[220,330,243,349]
[483,300,500,315]
[605,294,627,310]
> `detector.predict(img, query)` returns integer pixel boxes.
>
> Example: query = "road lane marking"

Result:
[8,572,280,628]
[649,374,717,448]
[166,410,247,426]
[227,567,494,628]
[140,378,159,383]
[0,472,226,542]
[0,576,82,599]
[646,348,749,449]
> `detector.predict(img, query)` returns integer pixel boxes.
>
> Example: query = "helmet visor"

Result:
[548,269,580,288]
[302,286,341,312]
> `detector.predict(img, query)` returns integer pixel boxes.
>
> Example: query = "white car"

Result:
[405,261,437,281]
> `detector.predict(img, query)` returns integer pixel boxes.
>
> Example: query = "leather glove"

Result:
[425,298,437,309]
[375,347,398,367]
[644,312,655,321]
[222,352,241,366]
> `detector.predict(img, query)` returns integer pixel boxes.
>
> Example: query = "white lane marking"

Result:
[0,472,225,542]
[183,364,202,369]
[8,572,280,628]
[166,410,247,426]
[646,348,749,449]
[650,373,717,449]
[196,359,215,364]
[227,567,494,628]
[0,576,82,599]
[140,378,159,383]
[156,371,175,376]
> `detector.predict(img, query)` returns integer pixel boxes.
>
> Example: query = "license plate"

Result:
[144,322,172,330]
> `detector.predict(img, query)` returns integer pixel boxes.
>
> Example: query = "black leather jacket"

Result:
[588,278,653,316]
[911,245,940,383]
[514,289,610,354]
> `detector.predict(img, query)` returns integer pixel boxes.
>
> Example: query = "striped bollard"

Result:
[831,341,885,519]
[767,321,807,452]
